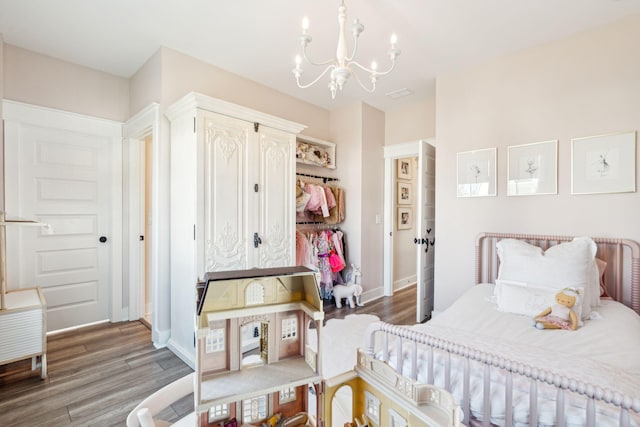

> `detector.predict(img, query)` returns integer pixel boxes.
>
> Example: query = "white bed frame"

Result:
[365,232,640,427]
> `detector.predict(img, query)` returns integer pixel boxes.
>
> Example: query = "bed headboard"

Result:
[475,232,640,315]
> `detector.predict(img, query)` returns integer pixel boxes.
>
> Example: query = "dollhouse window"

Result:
[242,395,267,423]
[279,387,297,403]
[388,409,407,427]
[206,328,225,353]
[246,282,265,305]
[208,403,230,423]
[281,317,298,340]
[365,391,380,425]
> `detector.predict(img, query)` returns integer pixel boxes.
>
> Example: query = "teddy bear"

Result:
[533,288,579,330]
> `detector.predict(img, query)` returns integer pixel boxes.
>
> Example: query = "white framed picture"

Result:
[397,181,412,205]
[571,131,636,195]
[397,207,413,230]
[507,140,557,196]
[456,148,497,197]
[397,158,412,179]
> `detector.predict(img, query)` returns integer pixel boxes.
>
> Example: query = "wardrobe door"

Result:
[253,126,295,268]
[199,111,252,274]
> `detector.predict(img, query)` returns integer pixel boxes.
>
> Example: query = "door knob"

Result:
[99,236,108,243]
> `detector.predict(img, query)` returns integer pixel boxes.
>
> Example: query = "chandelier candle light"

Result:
[292,0,401,99]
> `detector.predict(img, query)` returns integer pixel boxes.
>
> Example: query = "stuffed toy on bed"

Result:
[533,288,579,331]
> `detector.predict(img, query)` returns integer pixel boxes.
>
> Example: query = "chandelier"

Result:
[292,0,401,99]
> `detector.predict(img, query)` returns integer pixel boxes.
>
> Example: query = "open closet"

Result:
[294,136,353,302]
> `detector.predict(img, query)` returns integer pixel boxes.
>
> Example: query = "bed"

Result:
[364,232,640,427]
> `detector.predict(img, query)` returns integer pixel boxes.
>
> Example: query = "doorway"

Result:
[138,135,152,326]
[125,103,161,343]
[241,321,268,367]
[383,140,435,323]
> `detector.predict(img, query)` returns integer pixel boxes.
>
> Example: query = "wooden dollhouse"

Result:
[195,266,325,427]
[192,266,463,427]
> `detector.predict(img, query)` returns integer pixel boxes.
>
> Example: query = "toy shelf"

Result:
[296,135,336,169]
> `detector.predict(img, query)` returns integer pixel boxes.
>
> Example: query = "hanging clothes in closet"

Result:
[296,228,347,299]
[295,179,345,225]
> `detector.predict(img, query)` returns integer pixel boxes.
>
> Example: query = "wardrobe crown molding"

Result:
[165,92,307,135]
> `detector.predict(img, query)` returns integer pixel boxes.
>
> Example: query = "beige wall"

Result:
[129,50,162,117]
[3,44,129,122]
[385,97,436,146]
[393,157,417,285]
[160,48,330,139]
[329,102,386,295]
[434,14,640,312]
[385,99,435,290]
[331,104,363,273]
[360,104,386,293]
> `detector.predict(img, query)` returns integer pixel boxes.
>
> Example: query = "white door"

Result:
[200,110,252,274]
[199,112,295,273]
[416,141,436,322]
[255,127,295,268]
[4,102,122,331]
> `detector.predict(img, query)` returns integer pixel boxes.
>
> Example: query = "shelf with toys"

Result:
[296,134,336,169]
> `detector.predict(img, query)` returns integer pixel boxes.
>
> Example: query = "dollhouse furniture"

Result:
[195,266,324,427]
[0,215,48,379]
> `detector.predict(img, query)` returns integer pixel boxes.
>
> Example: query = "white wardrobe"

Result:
[166,93,306,365]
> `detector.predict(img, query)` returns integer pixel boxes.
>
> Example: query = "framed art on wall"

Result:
[571,131,636,195]
[507,140,557,196]
[456,148,497,197]
[397,207,413,230]
[397,181,412,204]
[397,158,412,179]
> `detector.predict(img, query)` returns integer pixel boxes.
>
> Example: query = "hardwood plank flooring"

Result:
[323,284,418,325]
[0,321,193,427]
[0,284,417,426]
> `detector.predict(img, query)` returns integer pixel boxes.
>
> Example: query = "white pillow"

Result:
[495,279,584,324]
[496,237,598,319]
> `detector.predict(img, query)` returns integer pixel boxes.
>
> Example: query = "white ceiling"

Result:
[1,0,639,112]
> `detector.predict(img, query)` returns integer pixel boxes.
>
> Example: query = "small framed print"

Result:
[397,158,412,179]
[507,140,557,196]
[571,131,636,195]
[397,181,412,205]
[456,148,497,197]
[397,207,413,230]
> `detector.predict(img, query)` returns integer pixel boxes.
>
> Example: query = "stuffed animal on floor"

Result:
[533,288,579,330]
[333,283,363,308]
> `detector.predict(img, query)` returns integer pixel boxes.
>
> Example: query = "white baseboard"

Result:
[393,275,417,291]
[361,286,384,304]
[153,327,171,349]
[167,339,195,370]
[47,319,110,336]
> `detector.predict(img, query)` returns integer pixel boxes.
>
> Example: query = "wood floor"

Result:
[322,284,417,325]
[0,285,416,426]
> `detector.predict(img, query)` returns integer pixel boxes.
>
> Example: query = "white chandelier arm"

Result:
[344,33,360,63]
[301,44,337,67]
[350,68,376,93]
[294,65,336,89]
[349,58,397,76]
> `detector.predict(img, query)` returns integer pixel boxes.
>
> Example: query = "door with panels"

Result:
[167,93,305,366]
[199,112,296,275]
